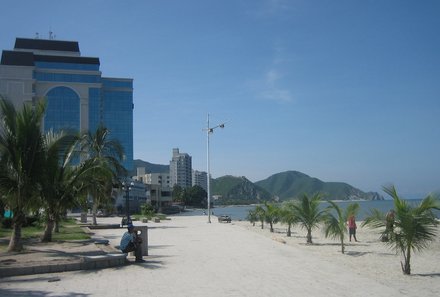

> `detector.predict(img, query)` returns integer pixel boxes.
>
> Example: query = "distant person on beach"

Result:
[120,223,143,262]
[386,209,395,232]
[382,209,395,242]
[347,215,358,242]
[4,205,13,218]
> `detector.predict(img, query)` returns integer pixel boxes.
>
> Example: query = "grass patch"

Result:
[0,218,90,251]
[132,213,169,221]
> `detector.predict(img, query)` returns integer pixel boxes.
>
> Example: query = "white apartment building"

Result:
[192,170,208,192]
[170,148,192,189]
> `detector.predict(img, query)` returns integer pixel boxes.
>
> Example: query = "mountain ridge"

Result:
[255,170,383,201]
[132,160,384,202]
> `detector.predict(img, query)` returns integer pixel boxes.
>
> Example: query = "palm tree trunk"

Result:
[341,238,345,254]
[92,203,98,225]
[41,218,54,242]
[402,247,411,275]
[287,224,291,237]
[8,211,25,252]
[307,228,312,244]
[269,222,274,232]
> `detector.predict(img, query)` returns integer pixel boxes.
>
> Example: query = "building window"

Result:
[44,86,80,133]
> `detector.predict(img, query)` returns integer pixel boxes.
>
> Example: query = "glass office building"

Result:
[0,38,133,170]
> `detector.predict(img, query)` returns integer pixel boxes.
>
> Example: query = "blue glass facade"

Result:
[102,79,134,171]
[1,38,133,172]
[88,88,102,134]
[44,86,80,133]
[35,72,101,83]
[35,61,100,71]
[35,54,133,171]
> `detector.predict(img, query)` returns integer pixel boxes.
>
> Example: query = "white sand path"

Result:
[0,215,438,297]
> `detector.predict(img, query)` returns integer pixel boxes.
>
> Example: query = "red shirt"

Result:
[348,216,356,228]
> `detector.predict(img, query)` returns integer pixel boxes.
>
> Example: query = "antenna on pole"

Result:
[48,28,56,40]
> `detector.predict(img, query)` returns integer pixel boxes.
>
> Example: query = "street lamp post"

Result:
[122,180,134,225]
[205,113,225,223]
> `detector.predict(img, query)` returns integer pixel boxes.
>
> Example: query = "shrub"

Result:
[141,203,155,218]
[1,218,13,229]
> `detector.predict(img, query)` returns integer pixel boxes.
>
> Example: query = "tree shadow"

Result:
[413,272,440,277]
[147,226,185,230]
[0,288,90,296]
[344,251,371,257]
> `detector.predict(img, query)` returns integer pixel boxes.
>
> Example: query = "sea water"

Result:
[178,199,439,221]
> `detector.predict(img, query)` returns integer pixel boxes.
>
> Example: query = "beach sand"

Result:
[1,215,439,297]
[235,218,440,297]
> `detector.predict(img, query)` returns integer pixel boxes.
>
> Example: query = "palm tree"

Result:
[39,130,98,241]
[263,202,280,233]
[362,185,440,275]
[280,201,297,237]
[80,125,126,225]
[0,97,46,251]
[291,193,327,244]
[324,201,359,253]
[246,208,258,227]
[254,205,266,229]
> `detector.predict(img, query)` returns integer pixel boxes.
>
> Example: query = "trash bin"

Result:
[134,226,148,256]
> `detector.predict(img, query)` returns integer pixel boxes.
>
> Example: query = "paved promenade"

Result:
[0,215,436,297]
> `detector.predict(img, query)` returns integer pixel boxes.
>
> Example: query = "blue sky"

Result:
[1,0,439,198]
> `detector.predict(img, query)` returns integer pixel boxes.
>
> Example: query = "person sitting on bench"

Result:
[120,223,143,262]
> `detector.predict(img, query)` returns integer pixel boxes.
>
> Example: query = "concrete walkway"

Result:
[0,223,128,278]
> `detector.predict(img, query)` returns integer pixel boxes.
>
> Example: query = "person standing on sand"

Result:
[347,215,358,242]
[382,209,395,242]
[386,209,395,232]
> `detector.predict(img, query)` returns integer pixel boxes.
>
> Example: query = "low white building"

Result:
[133,168,173,210]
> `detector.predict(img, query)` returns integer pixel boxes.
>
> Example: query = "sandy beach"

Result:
[235,218,440,297]
[1,215,439,297]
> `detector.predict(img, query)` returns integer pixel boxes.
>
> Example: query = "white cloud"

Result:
[259,68,293,102]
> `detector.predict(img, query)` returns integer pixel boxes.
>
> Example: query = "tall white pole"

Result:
[207,113,211,223]
[205,114,225,224]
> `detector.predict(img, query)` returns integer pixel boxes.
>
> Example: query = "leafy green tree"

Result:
[186,186,207,207]
[39,130,78,242]
[324,201,359,253]
[263,202,280,233]
[246,208,258,226]
[291,193,327,244]
[280,201,297,237]
[80,125,126,225]
[254,205,266,229]
[40,146,103,239]
[172,184,184,202]
[362,186,439,275]
[141,203,155,219]
[0,97,46,251]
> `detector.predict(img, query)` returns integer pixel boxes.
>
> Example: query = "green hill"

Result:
[130,159,169,176]
[211,175,272,205]
[130,159,383,203]
[255,171,383,201]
